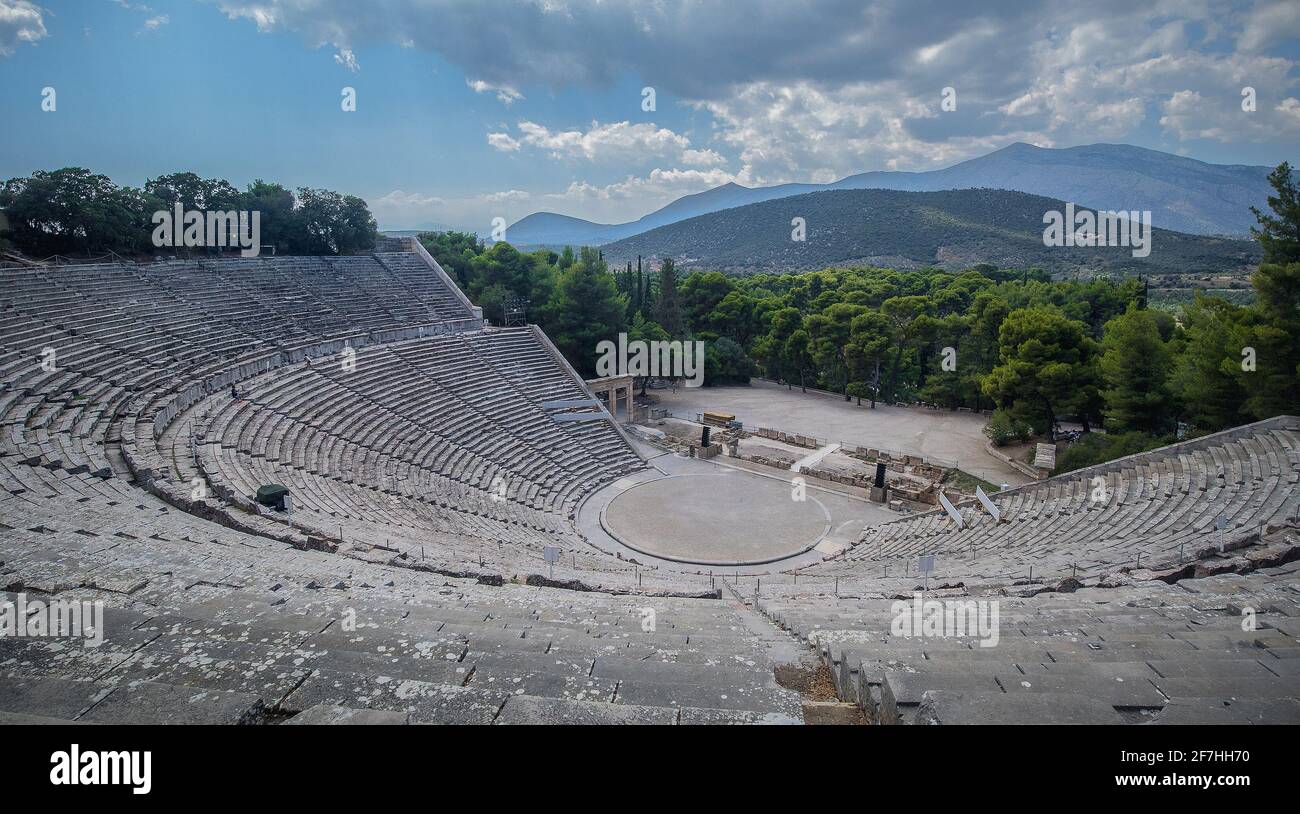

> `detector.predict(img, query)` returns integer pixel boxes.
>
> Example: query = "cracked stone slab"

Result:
[677,707,803,725]
[286,704,410,725]
[614,677,802,716]
[99,638,312,706]
[915,690,1124,725]
[0,675,113,719]
[469,669,617,703]
[79,680,266,725]
[283,669,507,724]
[495,695,676,725]
[1150,696,1300,725]
[0,635,153,681]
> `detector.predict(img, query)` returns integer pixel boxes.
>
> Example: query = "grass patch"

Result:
[945,468,1001,494]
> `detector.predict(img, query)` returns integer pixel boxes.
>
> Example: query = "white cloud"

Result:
[1238,0,1300,52]
[113,1,171,36]
[334,47,359,72]
[482,189,531,202]
[487,132,522,152]
[0,0,47,56]
[207,0,1300,221]
[467,78,523,105]
[548,167,737,203]
[1161,86,1300,142]
[367,169,737,231]
[372,189,445,208]
[491,119,723,169]
[368,189,449,229]
[698,80,1040,184]
[210,1,1300,174]
[681,148,727,167]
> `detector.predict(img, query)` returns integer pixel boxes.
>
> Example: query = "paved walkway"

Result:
[650,380,1030,486]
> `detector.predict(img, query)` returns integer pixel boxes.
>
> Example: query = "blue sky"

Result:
[1,1,1298,232]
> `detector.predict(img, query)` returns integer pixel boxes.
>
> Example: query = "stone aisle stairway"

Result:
[721,581,864,724]
[750,548,1300,725]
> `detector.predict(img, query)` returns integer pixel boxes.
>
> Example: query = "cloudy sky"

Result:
[1,0,1298,231]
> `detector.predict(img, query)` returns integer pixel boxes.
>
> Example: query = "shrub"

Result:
[1055,431,1171,473]
[984,408,1031,447]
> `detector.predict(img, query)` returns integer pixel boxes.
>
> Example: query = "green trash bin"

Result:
[255,484,290,510]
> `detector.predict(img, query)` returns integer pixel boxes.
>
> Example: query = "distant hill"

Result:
[506,143,1273,246]
[507,183,806,246]
[598,188,1262,276]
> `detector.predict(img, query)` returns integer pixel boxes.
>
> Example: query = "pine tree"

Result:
[1169,295,1247,431]
[635,256,644,316]
[544,247,627,375]
[1250,162,1300,265]
[983,306,1102,439]
[1238,162,1300,419]
[1100,304,1172,434]
[654,258,685,336]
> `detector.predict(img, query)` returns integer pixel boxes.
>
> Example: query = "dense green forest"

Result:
[422,163,1300,473]
[0,167,378,257]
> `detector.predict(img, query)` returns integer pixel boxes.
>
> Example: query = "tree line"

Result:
[418,232,758,387]
[422,162,1299,472]
[0,167,378,258]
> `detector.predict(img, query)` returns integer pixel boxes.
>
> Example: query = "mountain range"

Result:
[596,188,1263,276]
[506,143,1274,247]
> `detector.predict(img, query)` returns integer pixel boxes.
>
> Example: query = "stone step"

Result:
[915,690,1125,724]
[467,668,616,703]
[1145,659,1279,678]
[998,672,1166,709]
[79,680,266,725]
[438,625,552,653]
[467,650,594,676]
[1148,675,1298,701]
[614,677,801,716]
[1150,696,1300,725]
[0,675,111,720]
[300,628,468,662]
[282,669,507,724]
[880,671,1004,724]
[592,657,766,686]
[286,704,410,725]
[677,707,803,725]
[494,694,676,725]
[0,710,84,725]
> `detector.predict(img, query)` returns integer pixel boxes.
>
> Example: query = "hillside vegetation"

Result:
[599,188,1260,275]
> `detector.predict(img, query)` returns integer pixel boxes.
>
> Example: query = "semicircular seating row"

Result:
[0,253,656,588]
[189,331,643,565]
[792,418,1300,594]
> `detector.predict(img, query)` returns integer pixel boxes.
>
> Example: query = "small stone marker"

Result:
[918,554,935,590]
